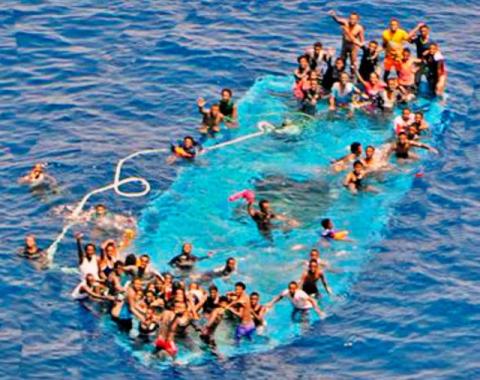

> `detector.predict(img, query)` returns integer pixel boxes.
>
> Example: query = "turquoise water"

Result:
[2,1,479,378]
[134,75,446,364]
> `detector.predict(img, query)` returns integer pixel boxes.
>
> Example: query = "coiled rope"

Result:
[46,122,276,262]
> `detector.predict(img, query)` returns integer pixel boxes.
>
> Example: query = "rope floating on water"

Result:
[45,122,277,262]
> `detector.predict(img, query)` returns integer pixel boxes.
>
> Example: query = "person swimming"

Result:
[344,160,374,194]
[388,131,438,160]
[219,88,238,123]
[267,281,325,320]
[197,98,224,135]
[190,257,237,283]
[18,235,46,260]
[18,163,57,190]
[167,136,202,164]
[331,141,362,172]
[299,259,332,298]
[320,218,350,241]
[75,233,100,280]
[168,243,212,271]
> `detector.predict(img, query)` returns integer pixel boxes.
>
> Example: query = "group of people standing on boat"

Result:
[17,10,444,362]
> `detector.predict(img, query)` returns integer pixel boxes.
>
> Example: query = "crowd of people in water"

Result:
[18,12,445,361]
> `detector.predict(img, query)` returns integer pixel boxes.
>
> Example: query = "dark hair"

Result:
[403,47,411,54]
[125,253,137,266]
[183,135,197,145]
[350,142,362,154]
[95,203,106,209]
[85,243,96,251]
[335,57,345,64]
[309,259,318,265]
[351,12,359,16]
[219,296,229,303]
[289,281,298,287]
[235,282,246,290]
[321,218,331,229]
[369,40,378,46]
[398,132,407,137]
[310,248,319,254]
[297,54,309,63]
[209,284,218,292]
[415,111,424,117]
[366,145,375,151]
[114,261,124,269]
[402,107,411,113]
[353,160,364,167]
[221,88,233,97]
[259,199,269,209]
[250,292,260,297]
[211,103,220,109]
[420,24,429,30]
[314,41,323,48]
[140,254,150,260]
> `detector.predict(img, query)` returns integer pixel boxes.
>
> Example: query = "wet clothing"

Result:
[235,321,256,342]
[219,99,235,118]
[168,252,201,270]
[394,143,410,159]
[281,289,313,310]
[252,304,265,327]
[202,296,219,314]
[424,51,446,91]
[359,46,379,81]
[302,271,320,297]
[322,58,344,91]
[411,36,435,58]
[251,211,276,232]
[155,337,178,356]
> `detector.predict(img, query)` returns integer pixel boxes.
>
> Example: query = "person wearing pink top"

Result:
[354,69,386,98]
[398,48,421,94]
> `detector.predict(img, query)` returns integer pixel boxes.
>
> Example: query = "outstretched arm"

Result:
[408,22,426,41]
[308,296,326,318]
[319,273,332,295]
[328,10,347,26]
[410,141,439,154]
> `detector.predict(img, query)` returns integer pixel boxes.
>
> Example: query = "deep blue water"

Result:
[1,1,480,379]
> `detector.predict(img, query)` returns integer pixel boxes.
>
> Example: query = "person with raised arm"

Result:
[328,10,365,68]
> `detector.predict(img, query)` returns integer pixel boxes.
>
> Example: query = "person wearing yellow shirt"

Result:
[382,18,411,82]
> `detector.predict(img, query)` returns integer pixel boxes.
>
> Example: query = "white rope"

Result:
[45,122,275,263]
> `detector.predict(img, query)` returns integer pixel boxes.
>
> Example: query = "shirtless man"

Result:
[197,98,224,135]
[329,10,365,68]
[247,199,298,237]
[228,282,256,343]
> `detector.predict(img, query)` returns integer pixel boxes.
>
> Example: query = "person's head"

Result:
[402,108,411,121]
[145,291,156,305]
[429,43,439,55]
[313,41,323,54]
[387,77,398,90]
[218,296,229,307]
[114,260,124,274]
[335,57,345,71]
[226,257,236,270]
[310,248,320,260]
[125,253,137,266]
[402,47,411,61]
[208,284,218,297]
[182,243,192,255]
[132,277,143,292]
[414,111,424,123]
[389,18,400,32]
[139,254,150,269]
[105,242,116,258]
[339,72,350,85]
[94,204,107,217]
[309,71,319,81]
[250,292,260,306]
[350,142,362,155]
[189,282,199,291]
[321,218,333,230]
[365,145,375,159]
[348,12,359,26]
[164,273,173,283]
[183,136,195,149]
[419,24,429,38]
[25,234,37,248]
[85,243,96,259]
[308,258,319,272]
[32,163,44,176]
[174,287,186,301]
[235,281,246,297]
[123,228,136,241]
[259,199,271,213]
[368,40,378,52]
[353,160,364,174]
[408,125,419,137]
[398,131,408,144]
[221,88,233,101]
[86,273,95,286]
[369,72,380,84]
[145,307,155,319]
[297,55,309,69]
[211,104,220,116]
[288,281,298,294]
